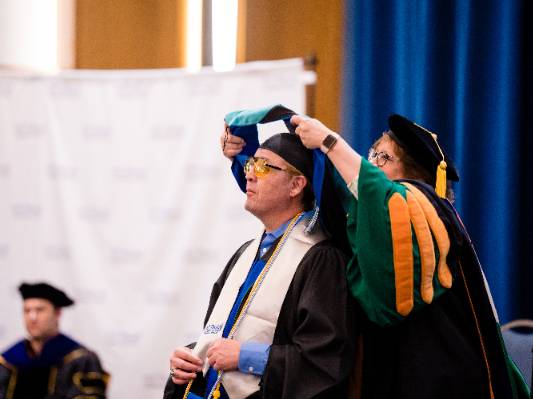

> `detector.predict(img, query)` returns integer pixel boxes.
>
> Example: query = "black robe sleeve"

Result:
[0,364,12,398]
[54,349,109,399]
[261,242,356,398]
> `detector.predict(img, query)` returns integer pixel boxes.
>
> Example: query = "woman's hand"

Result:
[220,124,245,159]
[291,115,335,150]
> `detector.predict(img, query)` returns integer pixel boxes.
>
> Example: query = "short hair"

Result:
[372,132,455,201]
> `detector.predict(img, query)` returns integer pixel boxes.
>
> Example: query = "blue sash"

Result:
[203,255,268,399]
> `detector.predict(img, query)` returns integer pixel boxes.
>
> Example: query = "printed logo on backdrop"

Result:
[14,124,47,139]
[104,331,141,347]
[44,245,71,262]
[12,203,41,219]
[183,248,216,266]
[183,164,220,180]
[151,125,185,141]
[112,166,148,182]
[0,243,9,259]
[144,290,180,306]
[73,287,108,305]
[148,207,181,224]
[109,247,144,265]
[48,81,82,99]
[142,374,168,391]
[3,285,21,305]
[224,206,249,221]
[79,206,110,223]
[186,76,221,95]
[7,285,20,300]
[261,71,302,90]
[82,125,113,141]
[0,79,13,97]
[115,81,153,99]
[0,164,11,178]
[48,164,79,180]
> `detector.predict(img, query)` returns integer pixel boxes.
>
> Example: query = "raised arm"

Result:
[220,124,246,160]
[292,115,454,327]
[291,115,362,185]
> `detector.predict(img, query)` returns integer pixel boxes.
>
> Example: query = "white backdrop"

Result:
[0,59,310,398]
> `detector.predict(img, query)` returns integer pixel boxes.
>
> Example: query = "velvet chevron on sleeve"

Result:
[340,159,529,398]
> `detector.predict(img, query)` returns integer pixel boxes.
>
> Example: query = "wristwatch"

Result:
[320,133,339,154]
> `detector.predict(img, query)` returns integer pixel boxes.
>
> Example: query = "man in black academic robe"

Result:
[164,132,357,398]
[165,237,355,399]
[0,282,109,399]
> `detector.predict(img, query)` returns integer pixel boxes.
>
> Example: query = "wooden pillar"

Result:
[75,0,187,69]
[237,0,344,131]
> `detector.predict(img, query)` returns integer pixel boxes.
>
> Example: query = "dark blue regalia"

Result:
[0,333,108,399]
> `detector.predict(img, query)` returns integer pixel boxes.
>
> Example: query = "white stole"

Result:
[193,220,326,398]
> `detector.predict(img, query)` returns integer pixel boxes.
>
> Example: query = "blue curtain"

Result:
[342,0,532,323]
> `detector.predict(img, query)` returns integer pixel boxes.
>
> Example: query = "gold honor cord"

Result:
[183,212,305,399]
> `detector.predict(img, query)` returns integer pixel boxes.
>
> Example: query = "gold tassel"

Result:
[212,382,221,399]
[435,161,447,198]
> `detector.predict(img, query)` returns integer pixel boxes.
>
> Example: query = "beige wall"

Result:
[73,0,343,128]
[239,0,344,130]
[75,0,186,69]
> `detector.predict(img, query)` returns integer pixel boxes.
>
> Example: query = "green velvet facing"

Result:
[343,159,448,326]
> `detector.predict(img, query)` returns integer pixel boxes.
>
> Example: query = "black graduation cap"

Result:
[260,133,314,183]
[225,105,351,253]
[388,114,459,197]
[18,282,74,308]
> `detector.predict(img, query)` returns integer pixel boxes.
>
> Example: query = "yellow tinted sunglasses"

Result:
[244,157,302,178]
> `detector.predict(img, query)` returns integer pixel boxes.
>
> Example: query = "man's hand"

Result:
[220,124,246,160]
[206,338,241,371]
[169,346,203,385]
[291,115,334,150]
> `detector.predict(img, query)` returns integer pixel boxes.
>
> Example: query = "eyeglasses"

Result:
[368,148,395,167]
[244,157,302,178]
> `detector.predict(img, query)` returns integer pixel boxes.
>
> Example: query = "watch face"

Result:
[323,134,337,149]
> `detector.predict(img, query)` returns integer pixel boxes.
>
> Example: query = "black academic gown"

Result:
[0,333,108,399]
[164,238,357,399]
[357,180,529,399]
